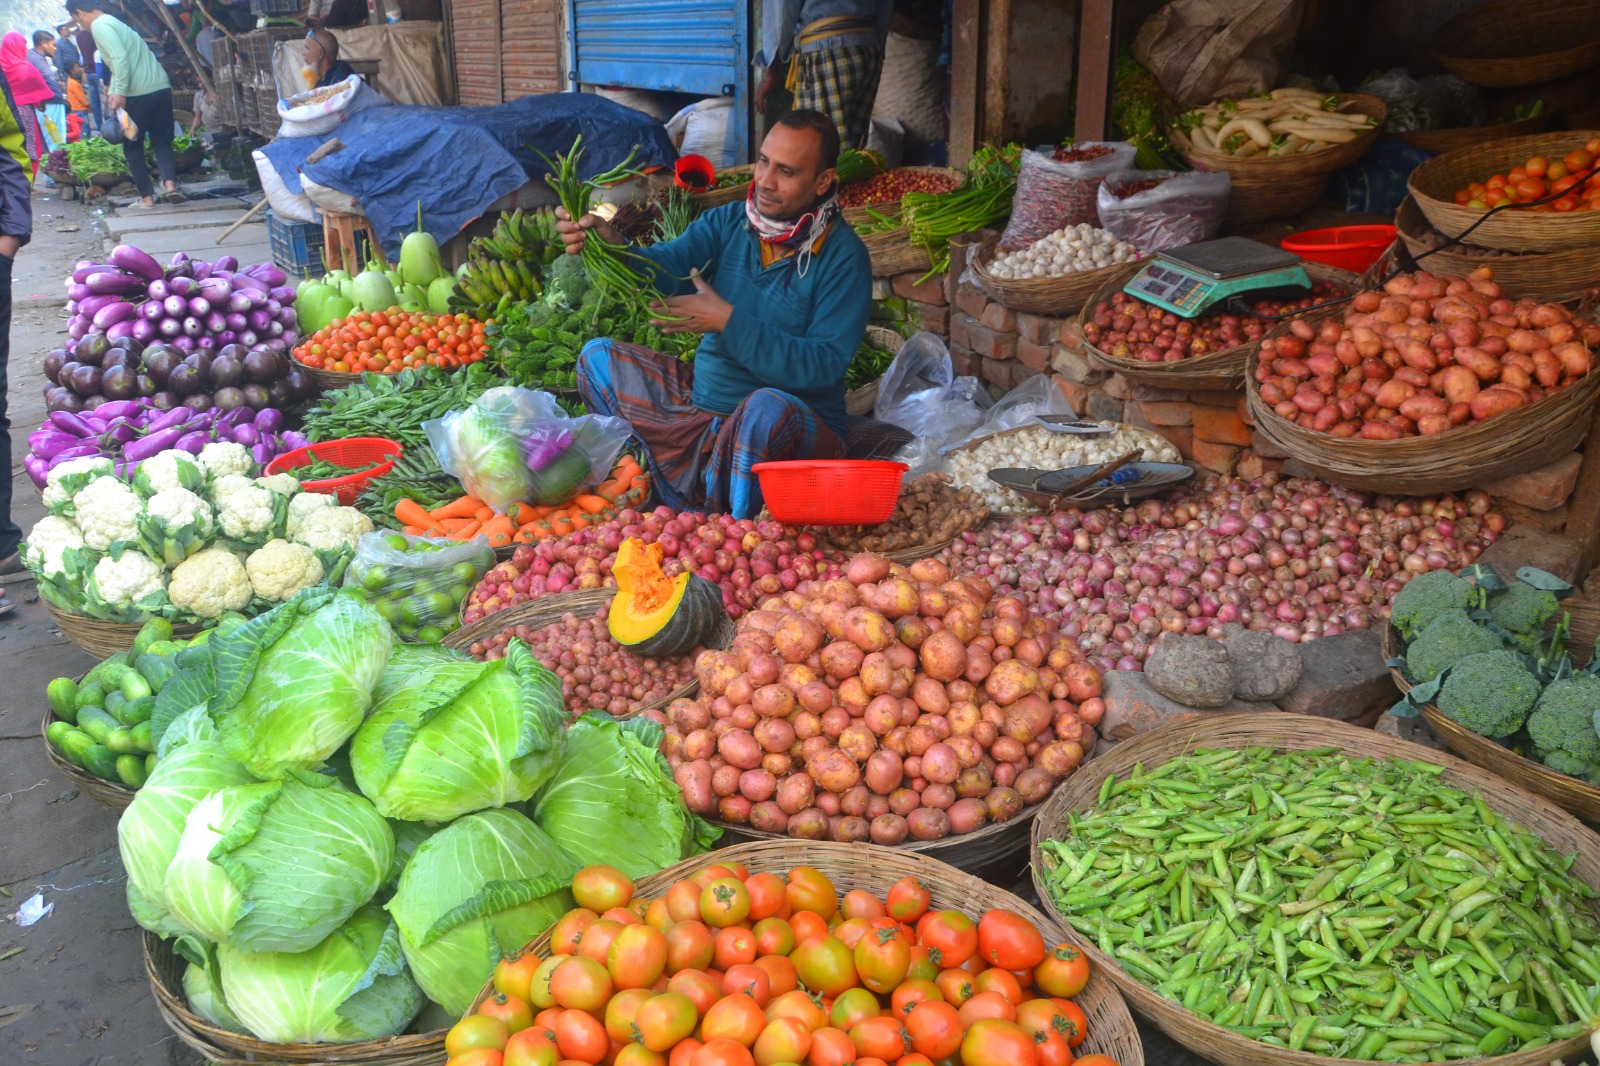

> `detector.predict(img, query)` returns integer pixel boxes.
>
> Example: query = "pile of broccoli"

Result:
[1397,568,1600,785]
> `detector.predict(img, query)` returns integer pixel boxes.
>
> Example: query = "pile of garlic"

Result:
[947,423,1182,512]
[986,224,1140,280]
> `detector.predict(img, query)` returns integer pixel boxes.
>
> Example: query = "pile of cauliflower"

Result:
[24,443,374,624]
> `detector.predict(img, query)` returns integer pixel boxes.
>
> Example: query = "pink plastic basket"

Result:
[752,460,908,526]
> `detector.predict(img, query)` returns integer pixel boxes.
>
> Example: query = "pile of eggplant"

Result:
[44,335,317,416]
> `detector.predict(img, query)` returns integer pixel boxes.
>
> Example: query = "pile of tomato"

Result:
[443,862,1117,1066]
[292,310,490,374]
[1451,139,1600,211]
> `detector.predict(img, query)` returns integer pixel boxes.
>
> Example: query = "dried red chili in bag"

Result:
[997,144,1136,251]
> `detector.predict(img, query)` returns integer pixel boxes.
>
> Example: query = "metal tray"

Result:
[987,461,1194,510]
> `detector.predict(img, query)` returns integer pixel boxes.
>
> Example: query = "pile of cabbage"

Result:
[117,586,715,1044]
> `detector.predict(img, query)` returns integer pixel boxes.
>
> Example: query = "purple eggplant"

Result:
[239,330,259,348]
[172,336,197,355]
[265,337,288,354]
[174,431,209,455]
[186,393,213,414]
[110,245,164,281]
[225,311,249,332]
[198,277,231,302]
[210,352,244,388]
[158,318,183,339]
[145,406,195,434]
[217,331,238,346]
[102,365,138,400]
[68,320,88,342]
[106,319,135,344]
[255,408,283,434]
[169,276,196,298]
[161,295,185,318]
[214,388,246,412]
[29,429,83,459]
[77,294,125,322]
[267,321,285,338]
[52,441,103,461]
[131,319,158,344]
[148,278,171,302]
[193,262,212,282]
[45,387,83,414]
[215,256,239,272]
[251,442,275,465]
[197,335,218,352]
[232,424,261,447]
[280,307,299,328]
[123,427,186,461]
[85,271,148,296]
[269,286,296,303]
[136,373,156,398]
[67,282,93,302]
[240,384,270,411]
[188,296,212,319]
[43,349,67,384]
[95,400,143,421]
[248,263,288,287]
[168,251,190,271]
[226,291,253,314]
[69,365,104,396]
[104,420,139,444]
[167,362,200,396]
[93,301,137,331]
[25,455,50,488]
[50,409,98,435]
[232,273,269,295]
[148,392,178,411]
[71,262,102,284]
[138,299,165,323]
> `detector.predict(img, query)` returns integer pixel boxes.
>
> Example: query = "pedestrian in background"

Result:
[755,0,892,150]
[0,71,34,615]
[54,24,80,83]
[0,33,51,178]
[65,0,182,208]
[66,61,88,141]
[75,22,99,127]
[26,30,67,153]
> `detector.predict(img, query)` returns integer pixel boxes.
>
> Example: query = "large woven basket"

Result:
[840,166,963,226]
[1383,623,1600,824]
[1394,195,1600,298]
[970,236,1127,318]
[691,164,754,210]
[40,701,136,811]
[1225,171,1331,226]
[1029,710,1600,1066]
[845,324,905,415]
[1080,261,1360,390]
[44,601,202,660]
[1407,130,1600,252]
[466,840,1145,1066]
[449,587,615,652]
[1173,93,1388,181]
[1431,0,1600,87]
[303,365,362,392]
[144,932,448,1066]
[862,225,934,278]
[1394,112,1550,156]
[1245,339,1600,494]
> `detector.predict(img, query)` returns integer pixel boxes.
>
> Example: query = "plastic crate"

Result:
[267,208,326,277]
[239,27,301,73]
[248,0,303,14]
[251,81,281,138]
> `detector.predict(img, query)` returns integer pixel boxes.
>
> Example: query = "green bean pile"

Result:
[1039,746,1600,1062]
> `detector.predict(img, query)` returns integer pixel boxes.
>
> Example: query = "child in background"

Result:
[65,62,89,142]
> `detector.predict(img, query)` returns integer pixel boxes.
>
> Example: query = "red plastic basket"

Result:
[752,460,908,526]
[265,437,402,506]
[1281,225,1398,273]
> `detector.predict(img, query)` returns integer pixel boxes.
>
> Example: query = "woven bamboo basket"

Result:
[144,932,448,1066]
[44,601,203,660]
[845,323,905,415]
[1407,130,1600,252]
[1394,112,1550,156]
[691,164,754,209]
[969,236,1127,318]
[1227,171,1331,226]
[465,840,1145,1066]
[1029,710,1600,1066]
[1430,0,1600,87]
[1394,195,1600,298]
[304,365,364,392]
[840,166,964,226]
[1173,94,1388,178]
[1245,340,1600,494]
[40,703,136,810]
[1383,622,1600,823]
[1081,261,1359,390]
[862,226,934,278]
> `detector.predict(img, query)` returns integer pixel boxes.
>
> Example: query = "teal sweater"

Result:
[633,202,871,435]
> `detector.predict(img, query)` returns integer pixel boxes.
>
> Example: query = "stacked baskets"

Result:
[1430,0,1600,88]
[1407,130,1600,252]
[1392,196,1600,298]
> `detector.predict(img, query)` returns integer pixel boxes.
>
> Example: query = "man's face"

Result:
[752,124,834,222]
[40,40,56,56]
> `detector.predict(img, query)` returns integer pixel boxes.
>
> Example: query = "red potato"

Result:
[907,808,951,841]
[947,798,988,835]
[750,801,789,834]
[676,759,715,813]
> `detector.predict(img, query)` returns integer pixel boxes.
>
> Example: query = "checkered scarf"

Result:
[744,182,840,278]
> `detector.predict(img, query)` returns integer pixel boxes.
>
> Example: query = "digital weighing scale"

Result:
[1123,237,1311,318]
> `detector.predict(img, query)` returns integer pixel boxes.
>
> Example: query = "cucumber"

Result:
[106,728,140,755]
[130,720,153,753]
[83,652,132,688]
[104,690,127,720]
[115,754,149,787]
[97,662,134,690]
[119,670,153,702]
[46,677,79,720]
[76,706,119,745]
[132,617,174,656]
[44,719,76,750]
[145,753,157,776]
[82,744,119,780]
[144,640,182,657]
[117,695,154,726]
[134,653,176,693]
[58,728,95,767]
[173,644,210,671]
[74,679,108,711]
[187,629,213,646]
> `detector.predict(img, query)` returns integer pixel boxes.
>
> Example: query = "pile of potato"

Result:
[653,554,1105,844]
[817,474,990,554]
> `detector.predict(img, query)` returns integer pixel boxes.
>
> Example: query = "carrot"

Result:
[481,514,516,547]
[627,473,649,493]
[506,502,536,525]
[429,495,487,521]
[512,526,541,543]
[394,499,436,530]
[401,524,427,537]
[474,506,495,522]
[569,513,591,531]
[573,494,610,515]
[511,503,554,527]
[438,517,473,533]
[548,516,574,537]
[453,520,483,540]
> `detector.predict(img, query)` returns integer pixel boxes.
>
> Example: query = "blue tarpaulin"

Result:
[258,93,679,260]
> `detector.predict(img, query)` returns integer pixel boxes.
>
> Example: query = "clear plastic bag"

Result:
[874,332,994,476]
[344,531,495,641]
[941,371,1079,454]
[1096,170,1231,253]
[998,144,1137,250]
[425,387,632,512]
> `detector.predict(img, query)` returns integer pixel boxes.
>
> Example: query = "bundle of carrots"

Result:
[393,453,650,547]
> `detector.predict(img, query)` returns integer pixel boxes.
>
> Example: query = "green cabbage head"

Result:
[164,771,395,954]
[387,808,576,1015]
[352,642,566,823]
[117,738,258,938]
[175,939,248,1034]
[216,903,424,1044]
[210,588,393,779]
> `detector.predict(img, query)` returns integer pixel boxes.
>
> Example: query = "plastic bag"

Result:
[425,387,633,512]
[277,75,384,139]
[1360,68,1485,133]
[1096,169,1231,253]
[998,144,1137,250]
[343,531,495,641]
[941,372,1079,455]
[874,332,994,475]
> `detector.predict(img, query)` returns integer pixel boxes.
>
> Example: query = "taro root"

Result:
[1225,628,1303,701]
[1145,633,1236,708]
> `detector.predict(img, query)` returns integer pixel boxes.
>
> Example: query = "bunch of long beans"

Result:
[1039,744,1600,1063]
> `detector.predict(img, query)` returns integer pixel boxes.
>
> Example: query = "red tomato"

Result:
[744,873,790,921]
[668,969,723,1018]
[714,926,759,971]
[645,899,675,930]
[1051,1000,1089,1048]
[933,968,974,1006]
[723,963,774,1006]
[453,1051,506,1066]
[530,957,566,1010]
[604,988,655,1043]
[785,867,838,918]
[577,920,627,966]
[449,1015,511,1057]
[918,911,978,968]
[960,1020,1038,1066]
[754,1017,814,1066]
[885,878,931,923]
[504,1027,560,1066]
[849,1016,911,1061]
[549,956,613,1012]
[1033,945,1090,1000]
[1014,1000,1073,1043]
[855,926,912,994]
[829,987,881,1032]
[976,911,1046,970]
[666,880,704,923]
[702,878,753,928]
[753,918,796,958]
[789,911,830,946]
[690,864,740,888]
[903,1000,963,1059]
[609,923,669,989]
[704,994,770,1046]
[753,954,799,998]
[670,1039,704,1066]
[972,968,1022,1004]
[793,936,859,997]
[1034,1030,1075,1066]
[665,921,716,974]
[766,989,829,1031]
[634,992,700,1052]
[481,992,536,1033]
[896,1055,935,1066]
[958,992,1016,1026]
[691,1039,756,1066]
[841,889,887,921]
[554,1009,610,1064]
[833,918,873,950]
[805,1027,857,1066]
[904,946,941,983]
[889,978,942,1019]
[616,1044,668,1066]
[1071,1058,1118,1066]
[497,951,546,1002]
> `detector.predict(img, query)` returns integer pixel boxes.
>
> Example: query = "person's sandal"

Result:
[0,551,29,586]
[0,595,15,619]
[166,187,186,204]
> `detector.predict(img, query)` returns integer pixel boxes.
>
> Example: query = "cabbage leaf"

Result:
[175,938,248,1034]
[529,713,719,878]
[351,641,565,823]
[386,808,575,1015]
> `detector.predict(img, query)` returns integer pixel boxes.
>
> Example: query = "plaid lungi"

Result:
[793,44,885,150]
[578,339,845,519]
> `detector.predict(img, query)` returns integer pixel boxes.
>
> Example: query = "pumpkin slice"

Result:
[608,537,727,658]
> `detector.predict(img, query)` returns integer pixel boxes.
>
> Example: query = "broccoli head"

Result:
[1526,674,1600,763]
[546,254,590,310]
[1404,609,1502,683]
[1391,570,1475,640]
[1487,582,1560,637]
[1540,749,1600,782]
[1435,650,1541,739]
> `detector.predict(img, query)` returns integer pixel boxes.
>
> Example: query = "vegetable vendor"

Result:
[558,109,900,520]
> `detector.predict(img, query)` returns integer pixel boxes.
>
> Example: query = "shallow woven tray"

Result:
[1080,261,1360,390]
[1394,195,1600,299]
[467,840,1145,1066]
[1383,622,1600,824]
[1430,0,1600,87]
[690,164,754,209]
[970,236,1126,318]
[44,601,202,660]
[1407,130,1600,252]
[40,699,135,811]
[840,166,963,226]
[1030,710,1600,1066]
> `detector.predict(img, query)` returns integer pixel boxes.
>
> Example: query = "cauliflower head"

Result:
[134,451,206,498]
[291,506,374,555]
[168,547,253,620]
[89,549,166,616]
[255,473,302,497]
[196,441,254,483]
[215,484,287,549]
[285,491,336,538]
[75,476,144,551]
[22,516,87,579]
[209,473,258,505]
[138,488,216,567]
[245,539,325,602]
[42,456,114,516]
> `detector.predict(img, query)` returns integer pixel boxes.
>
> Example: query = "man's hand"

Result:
[108,93,125,111]
[553,206,621,256]
[653,270,732,335]
[0,236,19,260]
[755,67,779,114]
